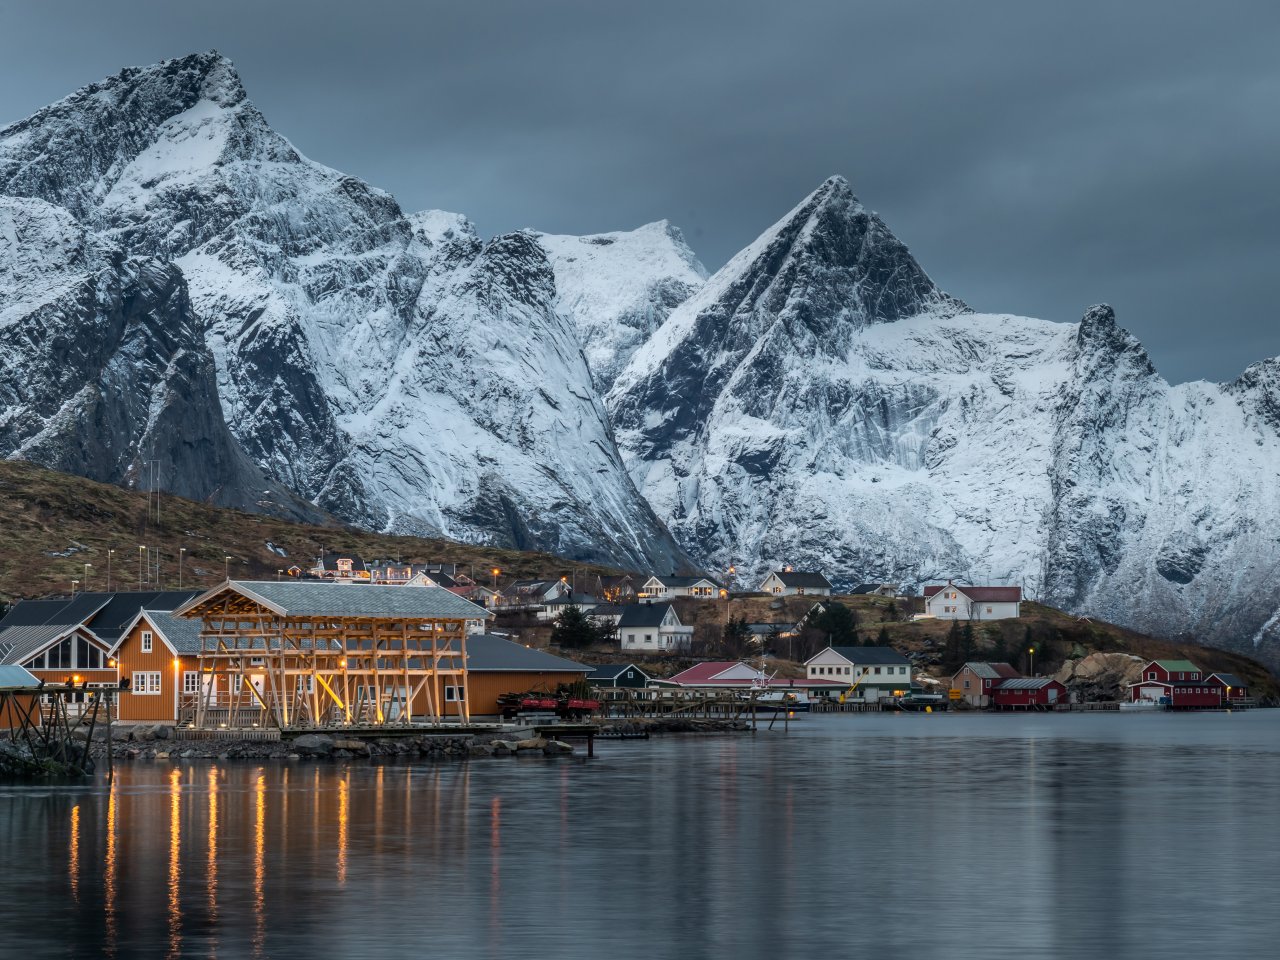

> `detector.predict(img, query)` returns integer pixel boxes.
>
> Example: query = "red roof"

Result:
[924,584,1022,602]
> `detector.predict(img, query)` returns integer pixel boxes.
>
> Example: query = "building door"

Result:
[1047,687,1058,704]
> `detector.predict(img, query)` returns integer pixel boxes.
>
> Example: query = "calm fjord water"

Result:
[2,713,1277,959]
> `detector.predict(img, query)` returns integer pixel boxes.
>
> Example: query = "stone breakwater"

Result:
[80,727,578,763]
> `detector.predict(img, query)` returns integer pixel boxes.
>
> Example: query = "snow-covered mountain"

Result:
[0,52,686,569]
[608,177,1280,665]
[532,221,706,390]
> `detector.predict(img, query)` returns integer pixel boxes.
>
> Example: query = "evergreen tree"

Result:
[722,616,751,657]
[886,601,899,622]
[877,626,891,646]
[551,605,595,649]
[944,620,963,671]
[961,622,975,662]
[813,603,858,646]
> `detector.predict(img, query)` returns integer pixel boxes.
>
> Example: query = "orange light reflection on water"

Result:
[68,804,80,903]
[253,769,265,959]
[167,766,181,960]
[104,783,118,958]
[337,771,349,887]
[207,767,219,924]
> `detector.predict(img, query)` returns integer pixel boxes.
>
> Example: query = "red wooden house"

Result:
[1207,673,1250,703]
[1128,659,1224,709]
[990,677,1066,709]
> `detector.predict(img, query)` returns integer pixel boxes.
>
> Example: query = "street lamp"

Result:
[1028,646,1036,676]
[179,547,186,589]
[71,579,79,595]
[224,556,232,581]
[83,563,92,592]
[491,567,500,590]
[138,545,146,589]
[107,549,115,592]
[277,569,283,581]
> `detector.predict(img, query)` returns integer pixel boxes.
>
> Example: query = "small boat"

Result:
[751,690,812,713]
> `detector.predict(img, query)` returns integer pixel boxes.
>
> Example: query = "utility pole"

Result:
[138,545,145,589]
[83,563,92,592]
[179,548,186,590]
[107,549,114,592]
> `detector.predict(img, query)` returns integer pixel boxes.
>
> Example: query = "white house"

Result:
[617,603,694,651]
[758,570,832,597]
[804,646,913,702]
[923,580,1022,620]
[638,576,723,599]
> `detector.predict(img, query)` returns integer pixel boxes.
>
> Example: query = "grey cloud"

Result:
[0,0,1275,381]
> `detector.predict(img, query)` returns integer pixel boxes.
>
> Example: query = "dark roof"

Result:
[317,551,367,571]
[85,591,202,645]
[769,571,832,589]
[825,645,910,666]
[588,604,626,618]
[587,663,651,682]
[1207,673,1246,688]
[923,583,1022,602]
[850,583,892,594]
[542,593,601,607]
[464,635,589,673]
[0,594,110,630]
[745,622,790,636]
[176,581,489,620]
[617,604,675,628]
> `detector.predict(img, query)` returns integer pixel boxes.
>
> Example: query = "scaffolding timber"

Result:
[172,581,490,732]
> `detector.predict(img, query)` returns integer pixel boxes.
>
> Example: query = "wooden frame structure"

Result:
[172,581,490,731]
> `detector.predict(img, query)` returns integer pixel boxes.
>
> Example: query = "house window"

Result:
[900,667,907,675]
[874,667,882,675]
[963,680,970,689]
[1148,671,1156,680]
[182,672,200,695]
[444,686,465,702]
[644,634,653,643]
[986,607,992,614]
[1191,673,1199,680]
[625,671,634,679]
[983,679,990,688]
[132,671,161,695]
[141,631,153,653]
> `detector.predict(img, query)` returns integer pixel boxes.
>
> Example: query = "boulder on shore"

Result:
[290,733,335,756]
[1054,652,1144,702]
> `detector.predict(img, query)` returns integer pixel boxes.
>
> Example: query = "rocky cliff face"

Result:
[0,195,317,518]
[607,179,1280,667]
[0,53,687,569]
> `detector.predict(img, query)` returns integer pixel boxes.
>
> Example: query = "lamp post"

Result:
[277,569,283,582]
[71,579,79,595]
[138,545,146,589]
[107,549,114,592]
[1028,646,1036,676]
[179,547,186,589]
[491,567,500,590]
[83,563,92,592]
[224,556,232,581]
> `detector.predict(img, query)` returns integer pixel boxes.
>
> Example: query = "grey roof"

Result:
[997,678,1059,690]
[771,571,832,589]
[141,610,206,655]
[826,645,910,666]
[587,663,651,681]
[588,604,626,618]
[959,662,1021,680]
[745,622,790,636]
[850,583,894,594]
[176,581,490,620]
[542,593,601,607]
[0,664,41,688]
[0,594,110,630]
[618,603,675,628]
[84,591,202,645]
[464,634,590,673]
[0,623,77,665]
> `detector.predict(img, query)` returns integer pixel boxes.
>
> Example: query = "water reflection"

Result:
[1,714,1279,959]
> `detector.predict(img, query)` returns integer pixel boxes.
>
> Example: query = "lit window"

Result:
[132,671,161,695]
[182,671,200,695]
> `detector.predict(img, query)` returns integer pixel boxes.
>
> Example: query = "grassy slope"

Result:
[0,460,619,601]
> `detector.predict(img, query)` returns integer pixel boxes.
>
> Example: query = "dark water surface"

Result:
[2,712,1278,959]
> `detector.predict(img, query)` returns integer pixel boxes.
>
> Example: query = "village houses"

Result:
[616,603,694,652]
[804,646,913,702]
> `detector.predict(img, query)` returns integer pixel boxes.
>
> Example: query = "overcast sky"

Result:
[2,0,1276,382]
